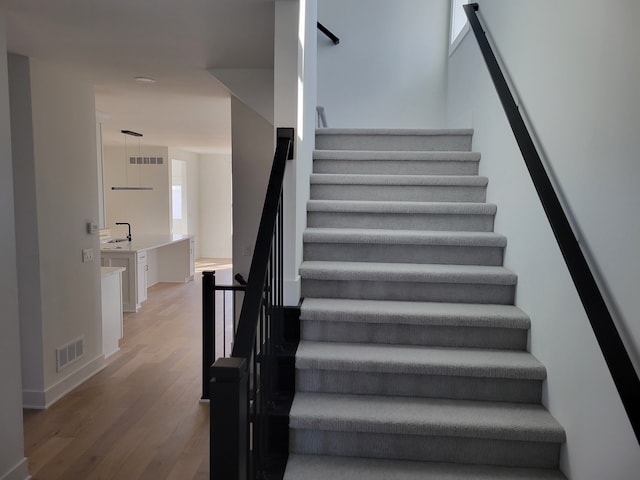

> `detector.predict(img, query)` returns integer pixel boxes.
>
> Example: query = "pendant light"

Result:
[111,129,154,191]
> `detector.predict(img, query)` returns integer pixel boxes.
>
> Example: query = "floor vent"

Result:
[56,336,85,372]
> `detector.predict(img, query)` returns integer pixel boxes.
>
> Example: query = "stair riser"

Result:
[300,321,528,350]
[301,279,515,305]
[310,184,487,202]
[290,430,561,469]
[296,370,542,403]
[314,159,479,176]
[316,134,472,152]
[304,243,504,266]
[307,212,495,232]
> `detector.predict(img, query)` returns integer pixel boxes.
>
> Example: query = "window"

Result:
[172,160,188,235]
[450,0,470,53]
[172,185,183,220]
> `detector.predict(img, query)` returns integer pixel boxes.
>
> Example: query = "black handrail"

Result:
[317,22,340,45]
[464,3,640,443]
[210,127,294,479]
[232,128,293,358]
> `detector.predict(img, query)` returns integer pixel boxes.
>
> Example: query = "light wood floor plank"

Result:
[23,265,231,479]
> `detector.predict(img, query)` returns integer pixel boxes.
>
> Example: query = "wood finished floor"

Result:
[23,263,232,480]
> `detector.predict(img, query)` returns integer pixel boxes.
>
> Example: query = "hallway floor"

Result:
[23,261,232,480]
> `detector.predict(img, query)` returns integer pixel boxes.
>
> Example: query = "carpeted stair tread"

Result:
[285,455,567,479]
[300,261,517,285]
[317,128,475,136]
[316,129,473,152]
[289,392,566,443]
[313,150,481,175]
[296,341,546,380]
[286,128,566,476]
[307,199,497,215]
[310,174,488,186]
[313,149,481,162]
[303,228,507,247]
[300,298,530,330]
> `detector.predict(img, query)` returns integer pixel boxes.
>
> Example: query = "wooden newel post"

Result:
[210,357,248,480]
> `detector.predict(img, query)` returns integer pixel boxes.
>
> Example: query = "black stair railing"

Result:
[209,127,295,479]
[464,3,640,443]
[201,271,245,401]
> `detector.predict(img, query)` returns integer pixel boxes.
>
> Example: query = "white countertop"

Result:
[100,234,192,253]
[101,266,126,277]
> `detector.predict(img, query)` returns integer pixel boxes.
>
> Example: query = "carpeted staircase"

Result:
[283,129,567,479]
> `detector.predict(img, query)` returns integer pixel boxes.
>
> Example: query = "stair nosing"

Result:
[300,299,530,329]
[316,128,474,136]
[290,392,566,443]
[307,200,497,214]
[303,228,507,247]
[310,174,488,187]
[296,341,546,380]
[299,261,517,286]
[313,150,481,161]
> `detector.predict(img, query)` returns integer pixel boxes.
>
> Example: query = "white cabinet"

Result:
[101,267,124,358]
[101,250,147,312]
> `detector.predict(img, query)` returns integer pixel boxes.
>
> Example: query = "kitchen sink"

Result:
[107,238,129,243]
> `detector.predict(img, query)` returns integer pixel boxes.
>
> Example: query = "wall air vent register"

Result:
[56,336,85,372]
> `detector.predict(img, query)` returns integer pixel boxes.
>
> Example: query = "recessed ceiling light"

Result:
[135,76,156,84]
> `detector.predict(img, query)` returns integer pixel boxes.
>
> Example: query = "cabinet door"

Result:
[137,251,148,304]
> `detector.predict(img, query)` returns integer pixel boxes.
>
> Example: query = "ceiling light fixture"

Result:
[134,76,156,84]
[111,130,154,191]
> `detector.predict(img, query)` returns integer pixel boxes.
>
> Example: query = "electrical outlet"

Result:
[243,245,252,257]
[82,248,94,263]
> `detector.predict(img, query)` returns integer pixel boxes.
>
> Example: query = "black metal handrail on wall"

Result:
[317,22,340,45]
[209,128,295,479]
[463,3,640,443]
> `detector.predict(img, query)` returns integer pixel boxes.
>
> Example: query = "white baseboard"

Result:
[22,354,106,409]
[0,458,30,480]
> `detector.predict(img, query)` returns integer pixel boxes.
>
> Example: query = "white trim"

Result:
[284,276,301,306]
[449,22,470,56]
[0,458,30,480]
[22,354,106,409]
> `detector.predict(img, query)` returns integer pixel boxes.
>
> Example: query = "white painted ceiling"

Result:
[0,0,276,153]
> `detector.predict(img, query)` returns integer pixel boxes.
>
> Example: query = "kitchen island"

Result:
[101,234,194,312]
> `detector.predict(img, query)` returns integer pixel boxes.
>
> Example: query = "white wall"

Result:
[276,0,314,305]
[317,0,449,128]
[447,1,640,478]
[10,55,104,409]
[231,97,274,278]
[8,53,45,404]
[199,153,232,259]
[103,145,171,237]
[0,13,30,480]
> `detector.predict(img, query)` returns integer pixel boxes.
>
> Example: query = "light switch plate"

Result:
[82,248,94,263]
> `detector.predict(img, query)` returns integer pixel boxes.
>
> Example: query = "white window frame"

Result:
[449,0,471,56]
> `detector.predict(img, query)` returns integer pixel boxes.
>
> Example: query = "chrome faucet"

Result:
[116,222,132,242]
